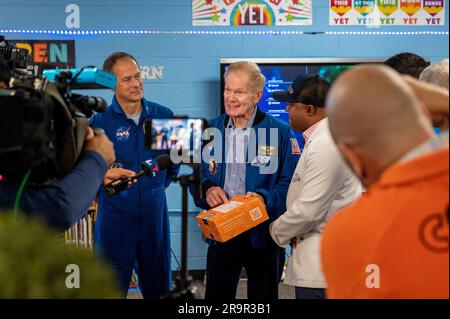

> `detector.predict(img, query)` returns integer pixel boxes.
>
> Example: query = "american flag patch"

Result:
[290,138,301,155]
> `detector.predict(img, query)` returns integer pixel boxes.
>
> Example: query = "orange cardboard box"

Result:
[196,195,269,242]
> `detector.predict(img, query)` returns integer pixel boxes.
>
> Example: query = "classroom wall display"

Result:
[193,0,312,26]
[9,39,75,75]
[330,0,445,26]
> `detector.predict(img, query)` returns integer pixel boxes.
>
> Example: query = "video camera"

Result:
[0,36,115,185]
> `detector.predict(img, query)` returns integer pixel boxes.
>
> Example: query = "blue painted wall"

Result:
[1,0,448,271]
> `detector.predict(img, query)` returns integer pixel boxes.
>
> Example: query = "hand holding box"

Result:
[196,195,269,242]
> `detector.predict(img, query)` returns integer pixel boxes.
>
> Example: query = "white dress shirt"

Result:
[270,118,362,288]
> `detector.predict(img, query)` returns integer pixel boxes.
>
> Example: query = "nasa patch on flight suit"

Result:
[115,126,131,142]
[251,155,271,167]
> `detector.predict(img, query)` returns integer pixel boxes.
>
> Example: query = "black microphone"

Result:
[104,155,170,196]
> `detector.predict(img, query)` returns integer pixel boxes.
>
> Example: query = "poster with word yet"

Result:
[330,0,445,26]
[193,0,312,26]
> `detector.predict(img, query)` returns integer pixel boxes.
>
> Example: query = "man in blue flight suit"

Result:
[195,61,300,299]
[160,125,170,150]
[90,52,179,299]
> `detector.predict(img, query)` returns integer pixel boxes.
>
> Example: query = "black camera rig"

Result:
[0,36,113,185]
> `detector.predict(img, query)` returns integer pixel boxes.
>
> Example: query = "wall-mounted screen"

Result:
[220,58,385,149]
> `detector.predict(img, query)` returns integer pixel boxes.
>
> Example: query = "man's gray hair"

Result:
[224,61,266,93]
[419,58,449,90]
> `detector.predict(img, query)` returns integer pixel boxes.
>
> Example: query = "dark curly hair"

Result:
[384,52,430,79]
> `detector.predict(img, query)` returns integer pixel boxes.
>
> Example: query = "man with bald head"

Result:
[321,65,449,298]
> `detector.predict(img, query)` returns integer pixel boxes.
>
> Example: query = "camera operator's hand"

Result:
[103,168,137,186]
[83,127,115,167]
[206,186,229,208]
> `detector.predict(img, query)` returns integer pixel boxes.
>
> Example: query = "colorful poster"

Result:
[329,0,445,25]
[331,0,353,16]
[423,0,444,16]
[377,0,398,16]
[9,40,75,76]
[354,0,376,16]
[192,0,312,26]
[400,0,421,16]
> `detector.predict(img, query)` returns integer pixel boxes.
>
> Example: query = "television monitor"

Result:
[220,58,385,149]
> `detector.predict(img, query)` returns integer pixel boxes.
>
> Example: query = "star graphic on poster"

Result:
[211,14,220,22]
[286,13,294,22]
[205,0,213,5]
[221,8,227,14]
[279,8,284,14]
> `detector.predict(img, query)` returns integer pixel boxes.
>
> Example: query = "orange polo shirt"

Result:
[321,148,449,299]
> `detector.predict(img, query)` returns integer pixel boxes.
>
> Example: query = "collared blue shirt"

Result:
[223,106,257,198]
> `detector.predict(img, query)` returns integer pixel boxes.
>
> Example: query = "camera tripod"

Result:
[162,162,202,299]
